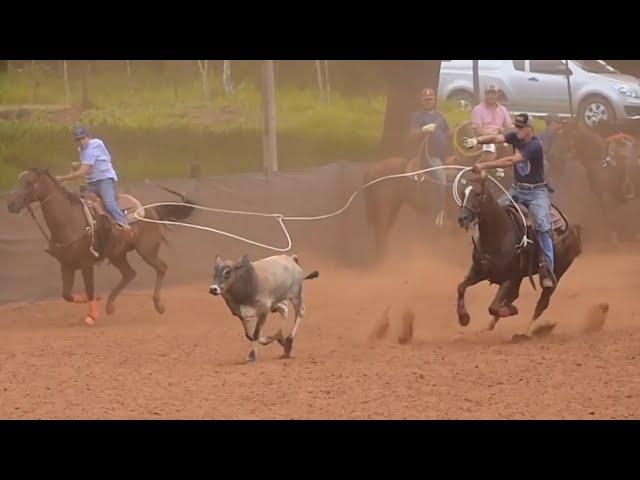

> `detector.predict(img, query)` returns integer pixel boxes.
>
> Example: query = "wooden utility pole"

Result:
[262,60,278,176]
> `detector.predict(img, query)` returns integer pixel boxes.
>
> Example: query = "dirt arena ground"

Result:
[1,231,639,419]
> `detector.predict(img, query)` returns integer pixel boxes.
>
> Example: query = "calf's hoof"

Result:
[283,336,294,358]
[247,351,256,363]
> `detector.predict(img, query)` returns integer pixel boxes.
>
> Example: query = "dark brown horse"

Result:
[7,168,194,325]
[551,120,640,241]
[456,174,582,340]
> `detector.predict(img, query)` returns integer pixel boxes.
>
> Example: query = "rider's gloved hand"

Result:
[463,137,479,149]
[422,123,437,133]
[471,163,483,175]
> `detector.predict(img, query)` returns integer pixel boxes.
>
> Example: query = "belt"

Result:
[514,182,548,191]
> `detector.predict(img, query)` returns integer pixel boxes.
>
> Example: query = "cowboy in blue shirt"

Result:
[57,127,131,234]
[463,113,556,290]
[408,87,455,227]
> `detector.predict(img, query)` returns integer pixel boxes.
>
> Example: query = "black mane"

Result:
[29,167,82,205]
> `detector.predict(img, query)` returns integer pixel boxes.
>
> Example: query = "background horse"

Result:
[363,135,460,258]
[456,174,582,340]
[7,168,194,325]
[363,121,516,258]
[551,119,640,242]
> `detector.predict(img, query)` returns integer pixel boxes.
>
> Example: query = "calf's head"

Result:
[209,254,254,297]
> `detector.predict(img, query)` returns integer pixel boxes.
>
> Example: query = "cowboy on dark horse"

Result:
[463,112,556,290]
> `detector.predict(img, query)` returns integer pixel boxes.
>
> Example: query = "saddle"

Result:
[506,203,569,238]
[79,188,145,225]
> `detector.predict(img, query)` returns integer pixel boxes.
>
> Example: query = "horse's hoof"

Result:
[84,316,95,326]
[247,351,256,363]
[487,317,499,331]
[458,312,471,327]
[497,305,518,317]
[531,323,557,338]
[283,336,294,357]
[510,333,531,343]
[154,303,165,315]
[106,303,115,315]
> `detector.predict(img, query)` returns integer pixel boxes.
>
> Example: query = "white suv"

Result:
[438,60,640,127]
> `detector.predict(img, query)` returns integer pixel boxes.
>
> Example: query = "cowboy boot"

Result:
[538,250,556,290]
[115,222,135,243]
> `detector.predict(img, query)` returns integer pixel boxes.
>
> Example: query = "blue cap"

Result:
[73,126,89,140]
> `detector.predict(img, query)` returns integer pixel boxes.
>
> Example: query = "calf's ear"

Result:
[235,254,250,267]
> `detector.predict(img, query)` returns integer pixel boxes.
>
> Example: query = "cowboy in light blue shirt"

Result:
[57,127,130,231]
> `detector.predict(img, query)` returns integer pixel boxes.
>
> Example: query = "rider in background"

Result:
[471,84,513,182]
[57,127,132,236]
[408,87,456,227]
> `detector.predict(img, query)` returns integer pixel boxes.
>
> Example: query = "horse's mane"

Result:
[29,167,83,206]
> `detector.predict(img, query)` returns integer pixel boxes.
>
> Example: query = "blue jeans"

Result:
[427,156,447,214]
[87,178,128,226]
[499,186,554,271]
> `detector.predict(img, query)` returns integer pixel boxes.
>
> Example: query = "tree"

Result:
[223,60,233,94]
[379,60,442,156]
[262,61,278,175]
[197,60,211,101]
[315,60,331,104]
[63,60,71,105]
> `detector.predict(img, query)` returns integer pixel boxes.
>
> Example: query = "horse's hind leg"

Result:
[135,230,167,314]
[106,254,137,315]
[525,287,556,337]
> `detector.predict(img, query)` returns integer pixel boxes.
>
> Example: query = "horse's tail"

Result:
[150,185,196,222]
[573,224,583,256]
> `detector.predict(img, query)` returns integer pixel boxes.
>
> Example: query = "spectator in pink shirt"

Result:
[471,84,513,172]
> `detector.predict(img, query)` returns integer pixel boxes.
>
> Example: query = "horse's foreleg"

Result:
[80,265,99,326]
[373,202,401,260]
[457,264,486,327]
[106,254,137,315]
[61,265,77,303]
[136,234,167,315]
[487,279,522,331]
[597,193,620,245]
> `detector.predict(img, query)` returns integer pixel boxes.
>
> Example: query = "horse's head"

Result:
[7,168,53,214]
[551,119,580,156]
[458,173,488,230]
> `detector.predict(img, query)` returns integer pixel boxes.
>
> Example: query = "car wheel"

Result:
[579,96,616,127]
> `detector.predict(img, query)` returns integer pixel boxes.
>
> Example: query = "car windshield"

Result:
[574,60,620,74]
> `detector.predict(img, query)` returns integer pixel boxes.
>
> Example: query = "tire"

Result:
[578,96,616,128]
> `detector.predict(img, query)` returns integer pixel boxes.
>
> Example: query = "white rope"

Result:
[451,168,531,249]
[134,165,530,252]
